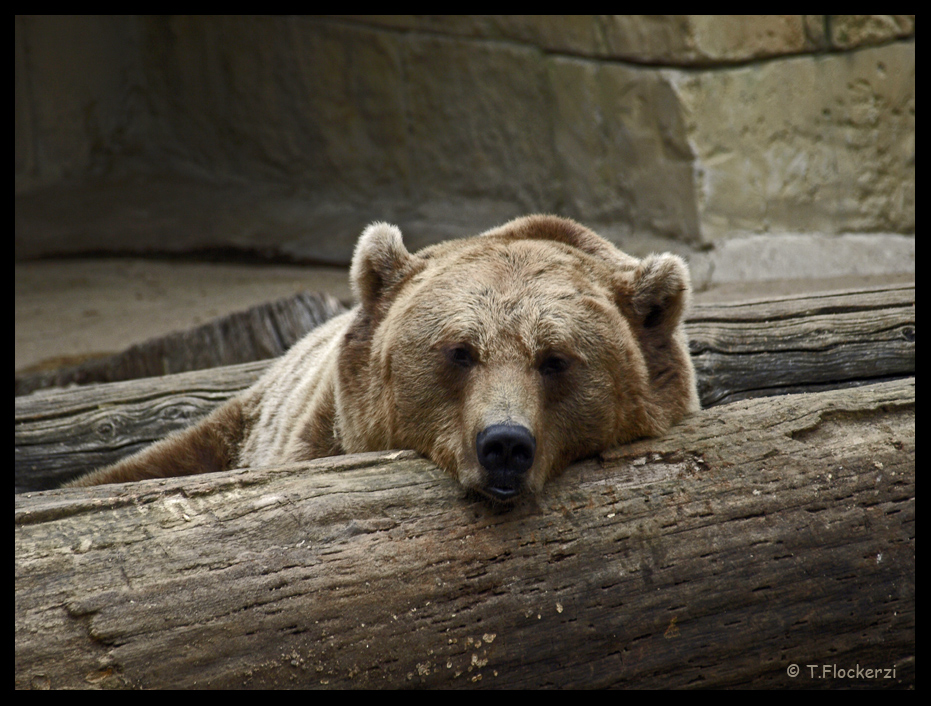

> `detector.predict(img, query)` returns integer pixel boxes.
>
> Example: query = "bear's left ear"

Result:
[350,222,419,307]
[619,253,692,331]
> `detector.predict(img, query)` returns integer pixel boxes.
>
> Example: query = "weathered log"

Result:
[688,284,914,406]
[15,361,270,493]
[14,291,348,396]
[15,378,914,689]
[14,285,915,492]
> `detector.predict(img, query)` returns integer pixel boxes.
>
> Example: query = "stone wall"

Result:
[14,16,915,262]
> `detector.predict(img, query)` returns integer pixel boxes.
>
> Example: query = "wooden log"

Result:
[15,291,348,396]
[14,285,915,492]
[15,378,914,689]
[688,284,914,406]
[14,361,269,494]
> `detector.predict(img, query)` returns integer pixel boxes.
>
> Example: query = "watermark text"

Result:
[786,663,896,680]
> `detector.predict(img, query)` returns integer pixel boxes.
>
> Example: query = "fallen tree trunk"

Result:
[15,361,270,493]
[687,283,914,406]
[14,285,915,492]
[15,378,915,689]
[14,291,348,397]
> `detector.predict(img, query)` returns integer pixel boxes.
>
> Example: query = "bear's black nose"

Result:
[476,424,536,500]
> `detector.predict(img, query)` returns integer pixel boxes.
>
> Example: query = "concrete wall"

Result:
[14,15,915,263]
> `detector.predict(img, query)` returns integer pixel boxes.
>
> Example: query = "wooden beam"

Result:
[15,378,914,689]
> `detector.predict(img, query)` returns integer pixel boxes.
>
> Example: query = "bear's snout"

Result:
[475,424,536,501]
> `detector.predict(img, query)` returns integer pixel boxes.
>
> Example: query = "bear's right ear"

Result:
[350,222,418,307]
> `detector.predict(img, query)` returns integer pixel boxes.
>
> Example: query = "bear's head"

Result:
[337,215,698,502]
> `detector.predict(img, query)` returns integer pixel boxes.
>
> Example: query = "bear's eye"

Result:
[444,344,476,369]
[538,353,571,377]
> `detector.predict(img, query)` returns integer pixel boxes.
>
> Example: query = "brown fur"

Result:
[66,215,699,500]
[65,398,249,488]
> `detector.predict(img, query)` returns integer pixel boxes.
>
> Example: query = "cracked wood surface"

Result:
[15,378,914,688]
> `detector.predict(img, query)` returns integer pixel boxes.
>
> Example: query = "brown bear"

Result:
[66,215,699,501]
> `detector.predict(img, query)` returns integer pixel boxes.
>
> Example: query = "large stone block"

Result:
[401,33,558,223]
[340,15,826,64]
[144,17,410,202]
[547,57,699,241]
[829,15,915,49]
[668,41,914,240]
[597,15,825,63]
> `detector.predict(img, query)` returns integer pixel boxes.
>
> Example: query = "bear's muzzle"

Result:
[475,423,536,501]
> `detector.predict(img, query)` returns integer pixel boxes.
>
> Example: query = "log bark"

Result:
[688,284,914,406]
[15,291,347,396]
[15,361,269,493]
[14,285,915,492]
[15,378,914,689]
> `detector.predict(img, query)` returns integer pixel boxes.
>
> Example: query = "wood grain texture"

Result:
[688,283,914,405]
[15,378,914,689]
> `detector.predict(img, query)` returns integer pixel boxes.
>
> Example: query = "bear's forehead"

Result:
[394,239,623,354]
[420,238,608,292]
